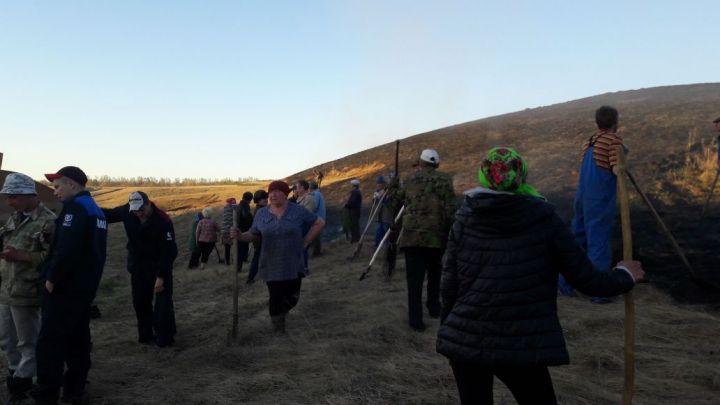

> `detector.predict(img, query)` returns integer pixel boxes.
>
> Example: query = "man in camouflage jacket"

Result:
[0,173,56,402]
[393,149,457,331]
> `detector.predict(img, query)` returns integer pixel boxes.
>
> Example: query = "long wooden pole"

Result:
[394,140,399,178]
[231,207,239,340]
[624,169,698,280]
[613,147,635,405]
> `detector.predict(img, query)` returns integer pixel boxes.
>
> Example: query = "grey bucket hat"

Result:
[0,173,37,195]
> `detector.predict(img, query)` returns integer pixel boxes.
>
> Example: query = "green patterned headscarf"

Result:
[477,147,544,199]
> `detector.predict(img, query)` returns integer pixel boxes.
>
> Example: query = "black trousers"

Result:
[237,240,249,271]
[450,361,557,405]
[266,278,302,316]
[198,241,215,264]
[348,207,361,243]
[224,243,232,265]
[404,247,443,327]
[247,243,261,282]
[131,271,176,345]
[311,237,322,257]
[188,249,201,268]
[35,292,93,401]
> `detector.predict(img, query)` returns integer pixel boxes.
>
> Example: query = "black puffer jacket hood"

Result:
[457,187,555,236]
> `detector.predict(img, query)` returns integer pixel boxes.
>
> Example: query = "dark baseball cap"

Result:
[44,166,88,186]
[713,117,720,123]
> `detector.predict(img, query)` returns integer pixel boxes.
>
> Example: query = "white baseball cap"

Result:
[419,149,440,164]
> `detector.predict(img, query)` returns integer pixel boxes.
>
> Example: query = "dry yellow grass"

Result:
[1,212,714,404]
[669,130,718,196]
[91,183,268,215]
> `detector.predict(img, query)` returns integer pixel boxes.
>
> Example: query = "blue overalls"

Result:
[558,145,617,299]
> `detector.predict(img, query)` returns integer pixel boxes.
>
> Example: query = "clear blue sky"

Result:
[1,1,717,180]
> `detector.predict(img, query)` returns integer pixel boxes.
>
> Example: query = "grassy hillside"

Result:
[296,83,720,210]
[1,84,719,404]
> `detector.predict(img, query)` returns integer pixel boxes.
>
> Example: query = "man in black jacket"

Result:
[35,166,107,405]
[103,191,177,348]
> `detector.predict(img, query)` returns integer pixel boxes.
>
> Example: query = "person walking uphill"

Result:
[34,166,107,405]
[436,147,645,405]
[0,173,56,404]
[559,106,625,303]
[344,180,362,243]
[221,198,237,266]
[187,210,203,269]
[195,208,220,269]
[393,149,457,331]
[233,181,324,333]
[102,191,178,348]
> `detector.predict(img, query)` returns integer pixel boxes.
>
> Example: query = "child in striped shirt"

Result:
[559,106,624,303]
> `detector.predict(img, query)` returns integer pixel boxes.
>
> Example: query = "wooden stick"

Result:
[231,207,239,340]
[624,169,698,280]
[394,140,400,178]
[613,147,635,405]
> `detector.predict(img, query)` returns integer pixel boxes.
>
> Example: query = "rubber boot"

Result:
[271,314,286,334]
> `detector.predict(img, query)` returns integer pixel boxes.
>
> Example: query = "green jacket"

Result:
[394,167,457,250]
[0,203,56,306]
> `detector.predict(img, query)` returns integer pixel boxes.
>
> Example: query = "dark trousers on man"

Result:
[450,361,557,405]
[247,243,261,283]
[131,271,176,346]
[404,247,443,330]
[188,249,201,269]
[35,293,93,403]
[348,207,361,243]
[237,240,249,271]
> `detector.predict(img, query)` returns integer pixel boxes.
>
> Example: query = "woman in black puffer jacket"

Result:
[436,147,644,405]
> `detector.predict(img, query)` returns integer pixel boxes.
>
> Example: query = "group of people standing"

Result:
[0,165,179,404]
[8,104,713,404]
[339,106,648,404]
